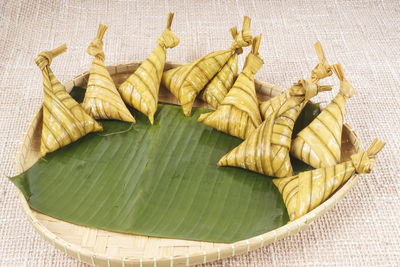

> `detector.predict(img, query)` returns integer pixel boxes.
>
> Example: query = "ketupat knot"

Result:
[332,63,355,98]
[35,44,67,70]
[351,152,374,173]
[311,41,332,83]
[229,27,244,54]
[243,34,263,74]
[303,80,319,100]
[86,24,107,60]
[230,16,252,50]
[284,42,332,101]
[157,13,180,49]
[288,79,332,100]
[351,138,385,174]
[311,59,331,83]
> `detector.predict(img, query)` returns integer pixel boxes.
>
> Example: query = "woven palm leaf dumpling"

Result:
[218,46,333,178]
[118,13,180,124]
[199,27,243,109]
[274,138,385,221]
[81,24,135,123]
[218,79,331,178]
[259,41,332,120]
[290,63,355,169]
[198,34,263,140]
[162,16,253,116]
[35,44,103,157]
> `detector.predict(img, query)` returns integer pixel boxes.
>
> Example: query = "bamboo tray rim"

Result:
[14,61,363,267]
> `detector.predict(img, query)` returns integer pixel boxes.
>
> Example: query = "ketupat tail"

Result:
[198,35,263,139]
[118,13,179,124]
[290,63,355,168]
[274,138,385,221]
[260,41,332,120]
[35,44,103,157]
[311,41,333,83]
[200,27,243,109]
[81,24,135,123]
[162,16,253,116]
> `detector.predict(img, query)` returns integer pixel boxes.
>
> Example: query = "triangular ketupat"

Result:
[290,63,355,168]
[200,27,243,109]
[118,13,179,124]
[218,79,332,178]
[35,44,103,157]
[274,138,385,221]
[260,41,332,120]
[82,24,135,123]
[198,35,263,139]
[162,16,253,116]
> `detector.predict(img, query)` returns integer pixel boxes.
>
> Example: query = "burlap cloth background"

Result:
[1,0,399,266]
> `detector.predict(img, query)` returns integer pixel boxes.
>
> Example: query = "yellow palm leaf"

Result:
[218,79,331,178]
[200,27,245,109]
[35,44,102,157]
[162,16,253,116]
[274,139,385,221]
[198,35,263,139]
[118,13,179,124]
[82,24,135,123]
[290,63,355,168]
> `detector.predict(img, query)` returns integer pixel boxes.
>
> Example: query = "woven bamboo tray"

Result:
[15,62,363,267]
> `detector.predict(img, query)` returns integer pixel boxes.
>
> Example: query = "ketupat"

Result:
[198,35,263,139]
[260,41,332,120]
[35,44,102,157]
[81,24,135,123]
[217,42,333,177]
[290,63,355,168]
[162,16,252,116]
[200,27,242,109]
[118,13,179,124]
[274,138,385,221]
[218,79,332,178]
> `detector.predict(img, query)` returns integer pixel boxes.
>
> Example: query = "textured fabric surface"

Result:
[1,0,399,266]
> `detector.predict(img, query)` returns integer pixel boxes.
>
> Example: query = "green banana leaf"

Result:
[10,87,319,243]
